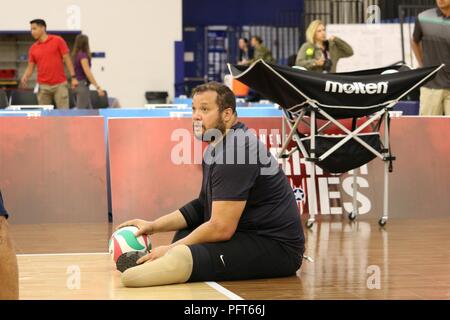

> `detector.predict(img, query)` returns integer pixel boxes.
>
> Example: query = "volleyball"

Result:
[108,226,151,263]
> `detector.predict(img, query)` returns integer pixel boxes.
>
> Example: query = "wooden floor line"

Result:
[206,282,244,300]
[17,252,110,257]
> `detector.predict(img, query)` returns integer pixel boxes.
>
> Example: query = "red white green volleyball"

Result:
[108,226,151,263]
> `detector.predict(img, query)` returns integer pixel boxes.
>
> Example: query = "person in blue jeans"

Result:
[0,190,18,299]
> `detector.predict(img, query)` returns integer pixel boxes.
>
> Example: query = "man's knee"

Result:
[37,91,53,106]
[55,85,69,109]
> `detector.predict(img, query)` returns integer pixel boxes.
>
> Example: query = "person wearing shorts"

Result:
[116,82,305,287]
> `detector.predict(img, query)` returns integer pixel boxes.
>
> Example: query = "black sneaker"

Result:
[116,251,147,273]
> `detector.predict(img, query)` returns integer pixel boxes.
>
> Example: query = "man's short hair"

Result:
[30,19,47,28]
[192,82,236,114]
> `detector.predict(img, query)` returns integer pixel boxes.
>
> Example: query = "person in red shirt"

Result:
[20,19,78,109]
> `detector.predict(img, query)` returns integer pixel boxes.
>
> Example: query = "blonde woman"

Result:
[295,20,353,73]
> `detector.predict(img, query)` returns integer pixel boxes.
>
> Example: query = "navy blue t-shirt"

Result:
[0,190,8,219]
[180,122,304,258]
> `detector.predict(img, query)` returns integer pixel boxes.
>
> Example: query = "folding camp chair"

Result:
[228,60,443,228]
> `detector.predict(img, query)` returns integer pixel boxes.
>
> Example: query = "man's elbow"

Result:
[221,228,235,241]
[217,227,235,241]
[210,221,235,241]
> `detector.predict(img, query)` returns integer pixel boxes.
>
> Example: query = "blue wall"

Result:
[183,0,304,26]
[180,0,304,96]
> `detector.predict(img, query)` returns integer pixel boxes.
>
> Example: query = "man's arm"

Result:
[137,200,246,264]
[136,159,256,263]
[171,200,246,246]
[152,210,188,232]
[116,209,188,236]
[172,159,257,246]
[411,17,424,67]
[117,189,204,235]
[63,54,78,88]
[411,40,424,67]
[20,62,35,88]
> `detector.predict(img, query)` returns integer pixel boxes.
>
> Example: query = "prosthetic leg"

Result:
[121,245,193,287]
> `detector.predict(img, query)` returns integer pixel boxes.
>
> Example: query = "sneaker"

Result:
[116,251,147,273]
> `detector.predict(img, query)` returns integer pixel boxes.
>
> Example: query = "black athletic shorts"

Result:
[172,229,303,282]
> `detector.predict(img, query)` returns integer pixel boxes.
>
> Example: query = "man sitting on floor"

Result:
[116,82,305,287]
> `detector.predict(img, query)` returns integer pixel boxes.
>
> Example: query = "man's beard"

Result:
[193,117,227,142]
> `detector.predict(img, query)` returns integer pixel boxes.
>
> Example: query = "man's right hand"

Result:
[19,77,28,88]
[115,219,155,236]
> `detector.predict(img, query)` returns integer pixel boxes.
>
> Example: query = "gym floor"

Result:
[11,217,450,300]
